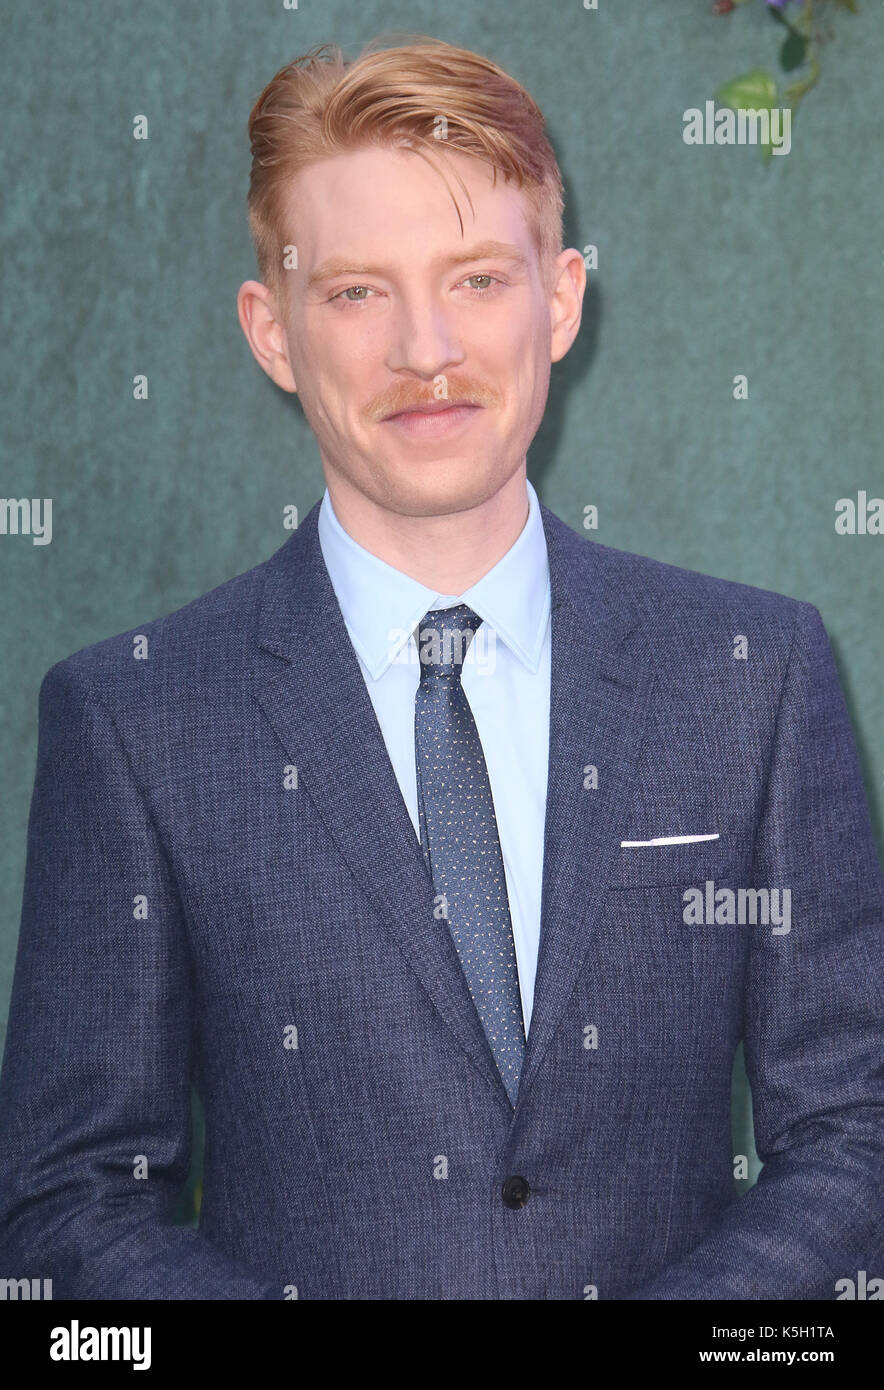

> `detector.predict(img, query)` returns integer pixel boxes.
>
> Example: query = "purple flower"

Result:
[766,0,803,8]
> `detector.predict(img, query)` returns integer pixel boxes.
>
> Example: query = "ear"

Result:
[548,249,587,364]
[236,280,298,393]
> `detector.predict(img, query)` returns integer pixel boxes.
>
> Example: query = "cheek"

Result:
[501,326,548,403]
[322,327,386,400]
[483,304,546,373]
[305,349,366,425]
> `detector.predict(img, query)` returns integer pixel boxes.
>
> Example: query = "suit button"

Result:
[501,1175,530,1209]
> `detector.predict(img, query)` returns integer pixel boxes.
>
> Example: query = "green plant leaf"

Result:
[716,69,779,113]
[780,32,807,72]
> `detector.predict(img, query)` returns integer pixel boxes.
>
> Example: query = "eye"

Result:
[461,273,499,293]
[333,285,376,304]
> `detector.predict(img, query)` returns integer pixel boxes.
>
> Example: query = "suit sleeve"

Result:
[624,601,884,1300]
[0,659,281,1299]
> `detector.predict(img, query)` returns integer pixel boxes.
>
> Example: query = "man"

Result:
[0,36,881,1301]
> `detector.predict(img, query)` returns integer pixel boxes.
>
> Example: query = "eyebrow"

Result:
[306,240,529,291]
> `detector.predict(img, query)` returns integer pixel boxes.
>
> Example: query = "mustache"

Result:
[365,374,502,422]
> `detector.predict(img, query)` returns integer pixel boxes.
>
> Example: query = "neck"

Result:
[324,467,531,595]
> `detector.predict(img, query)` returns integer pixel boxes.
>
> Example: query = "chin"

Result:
[378,461,512,518]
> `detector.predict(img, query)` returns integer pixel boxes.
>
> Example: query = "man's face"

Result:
[249,145,582,518]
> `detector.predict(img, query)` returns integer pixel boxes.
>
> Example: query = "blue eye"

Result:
[338,286,373,302]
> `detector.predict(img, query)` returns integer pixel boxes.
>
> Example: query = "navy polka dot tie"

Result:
[414,603,526,1105]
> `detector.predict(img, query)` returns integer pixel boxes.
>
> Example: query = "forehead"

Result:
[281,145,537,265]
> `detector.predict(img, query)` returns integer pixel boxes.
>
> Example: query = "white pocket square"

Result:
[620,833,719,848]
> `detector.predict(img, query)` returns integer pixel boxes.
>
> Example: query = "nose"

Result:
[385,293,466,380]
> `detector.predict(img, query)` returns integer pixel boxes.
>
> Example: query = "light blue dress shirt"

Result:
[317,478,551,1034]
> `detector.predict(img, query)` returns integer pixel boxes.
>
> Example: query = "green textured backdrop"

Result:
[2,0,882,1223]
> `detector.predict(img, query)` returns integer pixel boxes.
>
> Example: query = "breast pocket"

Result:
[607,836,750,890]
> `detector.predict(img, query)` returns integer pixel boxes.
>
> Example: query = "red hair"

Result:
[246,35,565,302]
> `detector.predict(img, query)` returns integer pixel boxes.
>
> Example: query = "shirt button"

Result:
[501,1175,531,1209]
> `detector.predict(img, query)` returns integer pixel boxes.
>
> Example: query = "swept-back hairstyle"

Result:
[246,35,565,302]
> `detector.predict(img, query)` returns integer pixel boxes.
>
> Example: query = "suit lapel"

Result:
[518,506,657,1098]
[252,501,511,1106]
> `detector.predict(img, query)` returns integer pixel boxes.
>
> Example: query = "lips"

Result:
[380,400,482,440]
[384,400,475,420]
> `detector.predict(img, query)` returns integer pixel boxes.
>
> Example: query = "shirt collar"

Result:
[318,477,551,680]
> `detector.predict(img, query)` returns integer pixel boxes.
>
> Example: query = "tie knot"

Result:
[416,604,483,683]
